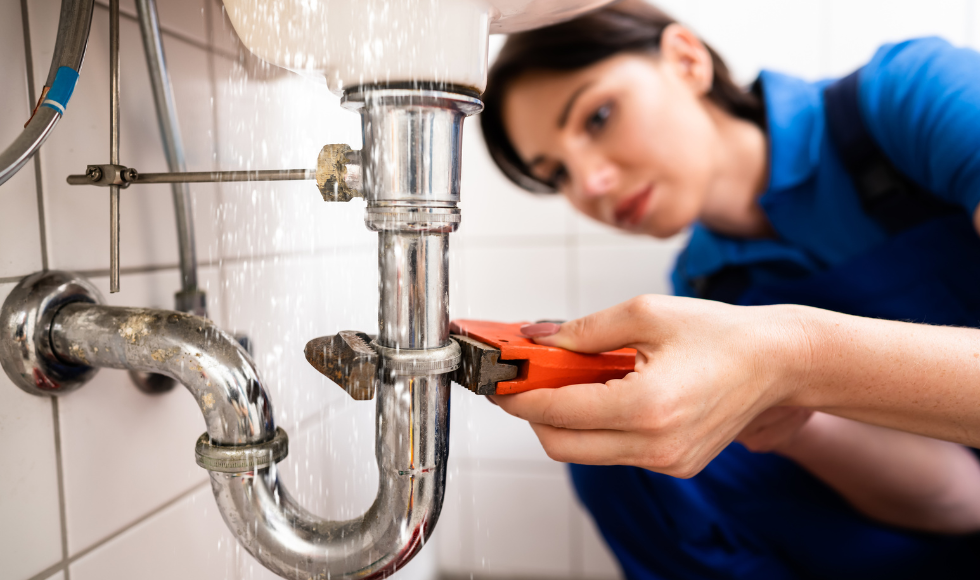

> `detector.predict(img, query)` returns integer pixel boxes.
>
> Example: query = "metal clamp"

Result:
[371,340,460,376]
[195,427,289,473]
[71,163,136,187]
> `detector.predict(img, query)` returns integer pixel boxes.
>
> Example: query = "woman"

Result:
[479,1,980,578]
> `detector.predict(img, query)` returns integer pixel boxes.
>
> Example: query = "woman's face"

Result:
[502,45,722,238]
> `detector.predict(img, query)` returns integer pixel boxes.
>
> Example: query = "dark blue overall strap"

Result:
[822,68,962,235]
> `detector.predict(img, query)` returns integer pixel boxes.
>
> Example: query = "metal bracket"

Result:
[195,427,289,473]
[304,331,461,400]
[78,163,136,187]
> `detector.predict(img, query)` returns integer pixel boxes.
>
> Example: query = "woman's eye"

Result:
[586,103,613,133]
[548,165,568,188]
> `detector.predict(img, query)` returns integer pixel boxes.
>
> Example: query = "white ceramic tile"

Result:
[275,399,378,522]
[208,0,242,56]
[972,0,980,50]
[69,483,239,580]
[261,413,440,580]
[0,0,44,279]
[574,501,622,579]
[575,237,685,318]
[696,0,823,82]
[212,55,370,261]
[162,34,223,261]
[452,243,569,323]
[60,270,212,555]
[25,0,60,100]
[449,383,554,464]
[464,470,576,577]
[36,9,184,272]
[825,0,971,77]
[112,0,206,45]
[458,121,572,241]
[434,460,468,573]
[221,250,376,429]
[156,0,208,45]
[0,282,64,580]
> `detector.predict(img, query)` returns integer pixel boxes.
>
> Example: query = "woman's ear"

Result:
[659,23,714,96]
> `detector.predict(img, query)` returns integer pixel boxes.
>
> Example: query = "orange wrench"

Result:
[449,319,636,395]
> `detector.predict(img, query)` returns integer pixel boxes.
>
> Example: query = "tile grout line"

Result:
[25,479,211,580]
[20,0,50,272]
[50,398,71,580]
[1,242,378,286]
[203,0,232,330]
[92,0,238,61]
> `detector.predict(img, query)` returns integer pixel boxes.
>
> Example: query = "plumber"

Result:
[478,1,980,577]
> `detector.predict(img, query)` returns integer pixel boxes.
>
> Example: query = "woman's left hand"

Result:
[489,294,813,478]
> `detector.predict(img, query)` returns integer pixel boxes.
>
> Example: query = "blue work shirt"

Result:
[673,37,980,296]
[572,38,980,580]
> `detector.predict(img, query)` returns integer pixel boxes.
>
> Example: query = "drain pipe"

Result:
[0,0,94,186]
[0,270,445,578]
[0,86,480,578]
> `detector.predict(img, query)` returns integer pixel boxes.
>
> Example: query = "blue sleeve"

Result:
[859,37,980,215]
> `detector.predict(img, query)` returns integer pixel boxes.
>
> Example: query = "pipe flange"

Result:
[0,271,104,396]
[371,339,461,376]
[195,427,289,473]
[365,206,461,233]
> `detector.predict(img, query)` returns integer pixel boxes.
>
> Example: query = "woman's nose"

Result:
[578,161,618,198]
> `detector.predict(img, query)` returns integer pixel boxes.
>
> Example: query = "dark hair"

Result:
[480,0,764,192]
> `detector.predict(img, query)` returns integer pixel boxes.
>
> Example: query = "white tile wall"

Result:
[0,282,64,580]
[1,1,976,579]
[0,0,44,279]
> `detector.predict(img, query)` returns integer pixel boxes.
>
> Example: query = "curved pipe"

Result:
[1,0,94,185]
[134,0,203,314]
[50,303,448,579]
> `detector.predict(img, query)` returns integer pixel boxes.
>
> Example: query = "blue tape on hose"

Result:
[40,66,79,115]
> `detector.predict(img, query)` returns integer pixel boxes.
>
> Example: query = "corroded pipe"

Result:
[48,302,448,578]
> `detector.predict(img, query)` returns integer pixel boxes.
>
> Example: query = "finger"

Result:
[531,295,668,353]
[529,423,724,478]
[493,373,646,430]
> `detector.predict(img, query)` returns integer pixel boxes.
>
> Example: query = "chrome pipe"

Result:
[45,298,449,578]
[135,0,203,315]
[0,0,94,185]
[5,89,483,580]
[51,304,274,443]
[109,0,120,293]
[378,231,450,350]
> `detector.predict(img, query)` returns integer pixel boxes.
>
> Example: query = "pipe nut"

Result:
[316,144,362,202]
[372,340,461,376]
[195,427,289,473]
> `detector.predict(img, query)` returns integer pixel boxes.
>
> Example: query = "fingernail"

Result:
[520,322,561,338]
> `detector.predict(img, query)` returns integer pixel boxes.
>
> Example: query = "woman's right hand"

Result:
[491,294,814,477]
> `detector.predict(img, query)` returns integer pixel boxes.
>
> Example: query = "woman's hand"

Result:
[490,294,813,478]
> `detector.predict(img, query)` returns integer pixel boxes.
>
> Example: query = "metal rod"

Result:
[136,0,200,310]
[66,168,315,186]
[109,0,120,293]
[134,169,315,183]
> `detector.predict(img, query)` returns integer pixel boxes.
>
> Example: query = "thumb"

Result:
[521,296,657,353]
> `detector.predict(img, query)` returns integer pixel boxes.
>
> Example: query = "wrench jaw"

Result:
[304,331,378,401]
[305,331,518,399]
[450,334,520,396]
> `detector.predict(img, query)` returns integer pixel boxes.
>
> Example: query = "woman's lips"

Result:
[614,186,654,227]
